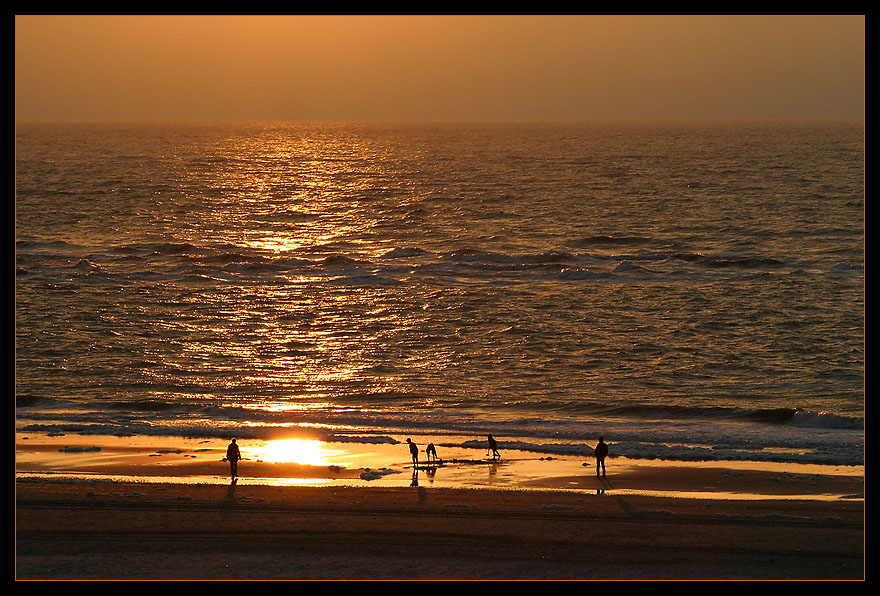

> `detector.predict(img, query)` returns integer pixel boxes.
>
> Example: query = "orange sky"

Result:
[14,15,865,122]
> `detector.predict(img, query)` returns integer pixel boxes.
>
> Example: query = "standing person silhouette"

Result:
[406,438,419,467]
[595,436,608,477]
[226,438,242,481]
[488,434,500,459]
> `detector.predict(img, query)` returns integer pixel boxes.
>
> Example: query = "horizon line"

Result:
[14,116,866,125]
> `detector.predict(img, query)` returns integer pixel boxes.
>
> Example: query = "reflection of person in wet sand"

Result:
[406,438,419,466]
[594,436,608,477]
[226,438,242,481]
[426,443,438,462]
[488,434,500,459]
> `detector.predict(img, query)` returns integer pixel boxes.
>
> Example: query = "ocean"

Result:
[15,120,864,467]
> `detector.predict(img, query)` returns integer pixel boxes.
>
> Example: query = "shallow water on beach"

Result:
[15,120,864,467]
[14,430,864,502]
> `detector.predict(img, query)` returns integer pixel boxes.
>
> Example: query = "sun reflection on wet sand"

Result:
[246,438,350,467]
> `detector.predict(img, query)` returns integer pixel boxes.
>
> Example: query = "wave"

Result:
[15,255,850,297]
[441,248,577,265]
[588,403,863,430]
[703,256,784,269]
[18,236,810,281]
[150,242,198,255]
[17,239,80,251]
[831,262,864,271]
[104,399,181,412]
[788,409,864,430]
[258,211,320,223]
[320,254,372,268]
[16,394,42,408]
[558,267,610,280]
[382,247,431,258]
[574,235,651,246]
[739,407,863,430]
[16,407,865,467]
[17,393,864,436]
[70,258,107,273]
[612,260,649,273]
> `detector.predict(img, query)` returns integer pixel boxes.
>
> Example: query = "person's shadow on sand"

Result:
[221,479,238,519]
[593,476,638,515]
[226,478,237,498]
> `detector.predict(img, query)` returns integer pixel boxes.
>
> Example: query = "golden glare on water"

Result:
[188,128,387,257]
[247,438,349,467]
[243,402,333,413]
[138,125,419,402]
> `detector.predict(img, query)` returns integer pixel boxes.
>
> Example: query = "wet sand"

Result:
[15,434,865,580]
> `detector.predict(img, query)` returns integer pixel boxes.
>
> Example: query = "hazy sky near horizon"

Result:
[15,15,865,122]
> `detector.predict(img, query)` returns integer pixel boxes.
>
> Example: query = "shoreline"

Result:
[16,432,865,580]
[16,431,864,499]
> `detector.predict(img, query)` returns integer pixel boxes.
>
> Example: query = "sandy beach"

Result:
[15,433,864,580]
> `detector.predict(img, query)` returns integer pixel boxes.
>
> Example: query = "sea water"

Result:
[15,120,864,466]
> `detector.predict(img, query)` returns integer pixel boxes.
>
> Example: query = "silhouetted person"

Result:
[426,443,438,462]
[595,436,608,477]
[406,437,419,466]
[488,434,500,459]
[226,438,242,480]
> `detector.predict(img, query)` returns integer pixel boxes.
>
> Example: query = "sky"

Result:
[14,14,865,122]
